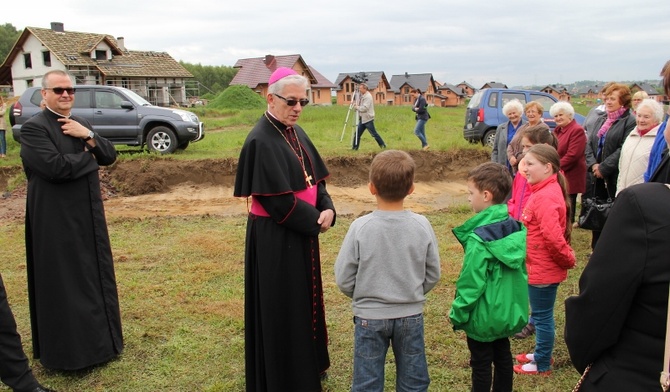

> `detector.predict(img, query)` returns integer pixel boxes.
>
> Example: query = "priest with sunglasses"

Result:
[19,70,123,371]
[234,67,336,391]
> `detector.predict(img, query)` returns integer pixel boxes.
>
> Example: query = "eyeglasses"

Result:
[46,87,76,95]
[273,94,309,107]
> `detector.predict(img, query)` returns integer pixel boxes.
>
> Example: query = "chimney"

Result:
[116,37,125,51]
[405,72,409,78]
[263,55,275,67]
[50,22,64,32]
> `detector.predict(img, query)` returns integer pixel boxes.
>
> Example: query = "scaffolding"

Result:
[66,67,202,107]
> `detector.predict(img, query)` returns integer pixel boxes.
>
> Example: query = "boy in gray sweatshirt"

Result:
[334,149,441,392]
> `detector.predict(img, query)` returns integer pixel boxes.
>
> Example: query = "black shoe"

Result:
[22,386,57,392]
[352,147,358,151]
[380,144,387,149]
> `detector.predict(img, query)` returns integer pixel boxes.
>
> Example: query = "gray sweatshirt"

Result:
[334,210,441,319]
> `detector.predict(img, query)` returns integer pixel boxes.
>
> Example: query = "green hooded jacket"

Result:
[449,204,528,342]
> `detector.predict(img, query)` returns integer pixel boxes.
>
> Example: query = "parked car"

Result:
[12,85,204,154]
[463,88,585,148]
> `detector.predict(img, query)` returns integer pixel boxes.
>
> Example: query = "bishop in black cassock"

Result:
[234,68,335,392]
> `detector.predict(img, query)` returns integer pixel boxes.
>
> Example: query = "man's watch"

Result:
[84,131,95,141]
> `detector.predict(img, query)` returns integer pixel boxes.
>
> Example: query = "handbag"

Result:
[578,179,614,231]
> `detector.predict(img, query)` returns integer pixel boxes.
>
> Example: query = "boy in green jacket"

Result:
[449,162,528,392]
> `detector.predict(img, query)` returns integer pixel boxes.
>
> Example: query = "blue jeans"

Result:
[528,284,559,372]
[352,314,430,392]
[353,120,386,149]
[0,130,6,155]
[413,119,428,147]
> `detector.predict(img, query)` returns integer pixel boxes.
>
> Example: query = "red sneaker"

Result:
[515,353,555,364]
[513,362,552,376]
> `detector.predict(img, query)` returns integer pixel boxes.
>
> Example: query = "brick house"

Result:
[480,81,508,89]
[0,22,195,106]
[456,81,477,98]
[577,85,605,103]
[388,73,440,106]
[436,83,466,107]
[541,85,572,102]
[230,54,335,105]
[333,72,391,106]
[630,82,663,103]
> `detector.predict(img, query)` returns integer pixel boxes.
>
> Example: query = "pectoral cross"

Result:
[304,171,313,188]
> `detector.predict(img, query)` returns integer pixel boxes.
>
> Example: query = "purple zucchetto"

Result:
[268,67,298,85]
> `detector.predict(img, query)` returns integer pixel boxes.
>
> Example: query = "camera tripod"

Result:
[339,85,361,144]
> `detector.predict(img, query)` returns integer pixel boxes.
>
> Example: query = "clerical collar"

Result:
[46,106,71,119]
[265,111,287,128]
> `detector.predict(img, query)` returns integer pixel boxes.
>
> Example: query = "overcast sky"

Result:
[5,0,670,88]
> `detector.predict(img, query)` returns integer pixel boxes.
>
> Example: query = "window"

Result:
[530,95,556,111]
[73,89,91,108]
[499,92,525,107]
[42,51,51,67]
[95,50,107,60]
[26,79,33,88]
[95,91,125,109]
[24,53,32,69]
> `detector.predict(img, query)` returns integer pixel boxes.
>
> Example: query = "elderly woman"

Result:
[616,99,664,195]
[507,101,549,173]
[583,82,636,250]
[631,90,649,113]
[491,99,525,172]
[550,102,587,223]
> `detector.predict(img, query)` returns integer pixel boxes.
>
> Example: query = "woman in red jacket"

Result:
[514,144,576,375]
[550,102,587,224]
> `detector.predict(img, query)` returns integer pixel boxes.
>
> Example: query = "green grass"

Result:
[1,101,593,165]
[0,103,594,391]
[0,210,592,392]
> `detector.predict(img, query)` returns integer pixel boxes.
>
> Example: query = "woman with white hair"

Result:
[491,99,526,172]
[550,101,587,223]
[631,90,649,113]
[616,98,664,195]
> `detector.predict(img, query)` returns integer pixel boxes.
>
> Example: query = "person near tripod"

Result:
[411,88,431,150]
[352,83,386,150]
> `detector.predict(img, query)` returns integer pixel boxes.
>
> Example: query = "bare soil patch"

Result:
[0,149,489,221]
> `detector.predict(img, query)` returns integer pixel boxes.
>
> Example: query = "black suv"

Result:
[12,85,204,154]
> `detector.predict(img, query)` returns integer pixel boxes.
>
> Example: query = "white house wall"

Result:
[11,35,65,95]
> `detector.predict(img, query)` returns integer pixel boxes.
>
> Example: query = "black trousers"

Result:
[466,336,513,392]
[0,274,39,391]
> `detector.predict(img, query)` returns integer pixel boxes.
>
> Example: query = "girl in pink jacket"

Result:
[513,144,576,376]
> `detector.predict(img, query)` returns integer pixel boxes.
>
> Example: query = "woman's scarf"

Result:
[597,106,627,138]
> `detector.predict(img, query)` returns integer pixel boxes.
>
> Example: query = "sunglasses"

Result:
[46,87,76,95]
[274,94,309,107]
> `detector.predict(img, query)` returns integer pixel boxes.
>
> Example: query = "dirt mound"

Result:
[108,149,489,195]
[0,149,490,221]
[207,85,266,110]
